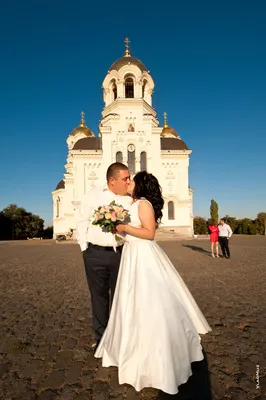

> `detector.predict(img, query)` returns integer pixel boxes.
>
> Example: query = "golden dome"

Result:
[70,112,94,137]
[161,112,180,138]
[162,126,179,138]
[109,38,148,72]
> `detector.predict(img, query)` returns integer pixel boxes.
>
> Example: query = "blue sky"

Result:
[0,0,265,226]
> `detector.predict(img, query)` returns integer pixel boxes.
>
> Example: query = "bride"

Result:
[94,171,211,395]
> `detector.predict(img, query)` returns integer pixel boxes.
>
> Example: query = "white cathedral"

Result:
[52,39,194,239]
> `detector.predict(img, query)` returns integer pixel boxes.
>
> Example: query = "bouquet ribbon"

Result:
[112,234,117,252]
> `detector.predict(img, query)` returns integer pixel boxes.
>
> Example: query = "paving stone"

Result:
[73,390,92,400]
[139,388,158,399]
[109,367,124,396]
[72,348,89,362]
[62,337,78,350]
[60,385,76,400]
[9,378,29,397]
[15,353,32,367]
[0,337,19,353]
[55,350,74,369]
[30,364,51,385]
[35,344,51,359]
[43,370,66,390]
[47,346,61,362]
[37,389,59,400]
[66,361,83,385]
[21,359,42,378]
[81,370,94,389]
[95,365,109,383]
[0,362,12,377]
[125,387,140,400]
[92,381,109,400]
[78,336,91,348]
[20,389,37,400]
[46,332,59,343]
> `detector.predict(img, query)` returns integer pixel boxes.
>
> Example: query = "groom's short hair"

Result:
[106,162,129,182]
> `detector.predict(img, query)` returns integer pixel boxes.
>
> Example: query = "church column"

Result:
[122,152,127,165]
[146,88,152,106]
[104,88,110,105]
[135,79,142,99]
[135,156,140,173]
[117,79,124,98]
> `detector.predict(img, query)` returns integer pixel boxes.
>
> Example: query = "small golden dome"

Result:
[162,126,178,138]
[161,112,180,138]
[70,112,94,137]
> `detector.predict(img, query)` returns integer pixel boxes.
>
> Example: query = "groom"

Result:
[76,162,131,350]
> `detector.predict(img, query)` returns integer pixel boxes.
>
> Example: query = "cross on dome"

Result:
[124,37,131,56]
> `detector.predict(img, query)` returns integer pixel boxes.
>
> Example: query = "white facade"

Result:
[52,43,194,239]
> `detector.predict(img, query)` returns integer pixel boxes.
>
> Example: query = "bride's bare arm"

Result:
[116,201,156,240]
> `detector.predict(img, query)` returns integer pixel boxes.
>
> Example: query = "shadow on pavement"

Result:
[157,349,212,400]
[183,245,211,255]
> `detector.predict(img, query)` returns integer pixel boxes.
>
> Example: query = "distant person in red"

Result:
[208,220,219,258]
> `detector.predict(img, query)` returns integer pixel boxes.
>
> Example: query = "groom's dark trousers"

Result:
[83,243,123,342]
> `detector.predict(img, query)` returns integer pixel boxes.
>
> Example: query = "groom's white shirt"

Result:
[75,185,132,252]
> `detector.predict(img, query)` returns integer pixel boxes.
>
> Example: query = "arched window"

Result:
[110,79,117,102]
[140,151,147,171]
[112,83,117,100]
[125,77,134,98]
[168,201,175,220]
[128,149,135,175]
[116,151,123,163]
[56,197,60,218]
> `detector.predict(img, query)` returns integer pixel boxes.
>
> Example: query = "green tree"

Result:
[248,223,256,235]
[43,226,53,239]
[238,218,253,235]
[210,199,219,225]
[193,217,208,235]
[223,215,238,233]
[1,204,44,239]
[256,212,266,235]
[0,212,13,240]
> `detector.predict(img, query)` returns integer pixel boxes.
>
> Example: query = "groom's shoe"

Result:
[92,340,100,354]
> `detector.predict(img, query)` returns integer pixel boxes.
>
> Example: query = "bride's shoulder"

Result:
[129,198,152,209]
[131,197,147,205]
[138,198,153,209]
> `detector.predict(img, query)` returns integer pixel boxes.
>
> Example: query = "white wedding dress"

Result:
[95,200,211,395]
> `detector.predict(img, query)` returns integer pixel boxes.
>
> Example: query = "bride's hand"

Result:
[116,224,127,233]
[111,226,117,234]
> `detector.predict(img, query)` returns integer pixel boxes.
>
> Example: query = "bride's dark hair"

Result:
[132,171,164,224]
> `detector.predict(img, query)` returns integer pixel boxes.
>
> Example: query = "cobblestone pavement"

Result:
[0,236,265,400]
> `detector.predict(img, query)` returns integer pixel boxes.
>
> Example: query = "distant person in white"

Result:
[75,162,132,351]
[218,218,233,259]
